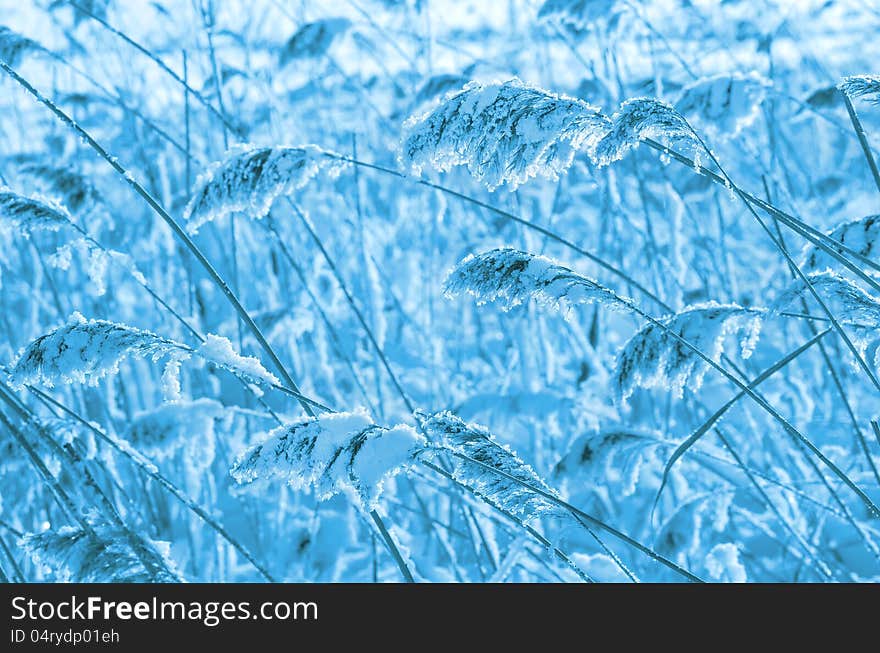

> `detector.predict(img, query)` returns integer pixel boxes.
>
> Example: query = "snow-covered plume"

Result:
[593,98,701,167]
[21,515,181,583]
[613,302,765,402]
[279,18,351,65]
[9,313,186,387]
[536,0,621,29]
[9,313,280,388]
[230,408,425,509]
[400,79,611,190]
[800,214,879,272]
[674,72,770,138]
[838,75,880,104]
[444,247,631,314]
[419,411,564,522]
[0,188,72,232]
[184,145,341,233]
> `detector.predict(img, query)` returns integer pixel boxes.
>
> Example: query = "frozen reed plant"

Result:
[401,79,610,190]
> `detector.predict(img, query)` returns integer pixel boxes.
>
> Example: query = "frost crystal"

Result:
[401,79,610,190]
[592,98,700,167]
[160,359,182,401]
[613,302,765,402]
[800,214,879,272]
[838,75,880,104]
[444,247,630,314]
[674,72,770,138]
[0,188,72,232]
[184,145,341,232]
[420,411,564,522]
[230,408,425,509]
[9,313,186,388]
[47,238,114,296]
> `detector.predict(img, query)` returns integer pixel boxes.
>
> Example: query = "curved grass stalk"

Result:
[0,405,177,580]
[275,205,490,575]
[0,534,24,583]
[369,509,415,583]
[625,294,880,518]
[265,219,379,416]
[41,49,191,157]
[0,409,92,535]
[716,430,835,580]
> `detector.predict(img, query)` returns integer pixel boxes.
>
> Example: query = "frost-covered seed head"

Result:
[125,398,224,459]
[401,78,611,190]
[772,271,880,343]
[8,313,187,388]
[613,302,765,403]
[554,428,660,498]
[16,162,102,212]
[419,410,564,522]
[444,247,631,315]
[21,514,181,583]
[279,18,351,65]
[838,75,880,104]
[8,315,279,390]
[0,26,42,66]
[0,188,72,232]
[230,408,425,509]
[593,98,700,167]
[184,145,342,232]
